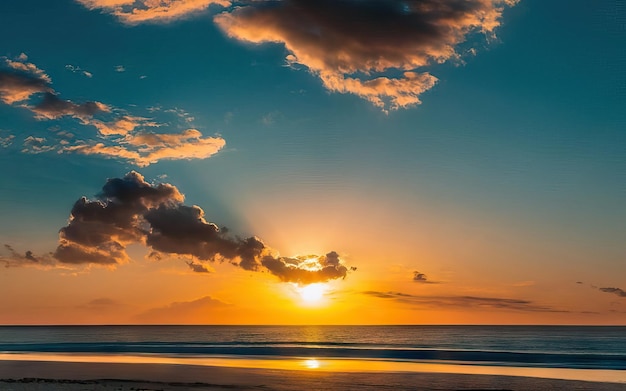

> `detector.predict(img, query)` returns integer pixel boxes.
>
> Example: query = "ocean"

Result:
[0,325,625,372]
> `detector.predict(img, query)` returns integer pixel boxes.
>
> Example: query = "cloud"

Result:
[215,0,518,111]
[0,131,15,148]
[77,0,230,24]
[30,92,110,120]
[135,296,229,323]
[260,111,281,126]
[363,290,566,312]
[54,171,183,265]
[75,1,517,110]
[0,63,51,104]
[598,287,626,298]
[413,271,438,284]
[91,116,152,136]
[260,251,350,284]
[78,297,124,310]
[21,136,55,154]
[3,54,50,83]
[64,129,225,167]
[114,65,125,72]
[1,54,226,167]
[1,55,108,120]
[1,244,54,268]
[512,280,535,287]
[54,172,352,284]
[65,64,93,78]
[187,261,211,273]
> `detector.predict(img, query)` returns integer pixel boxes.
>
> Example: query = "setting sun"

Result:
[297,284,327,304]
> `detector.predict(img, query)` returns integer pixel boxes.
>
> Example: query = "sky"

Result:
[0,0,624,325]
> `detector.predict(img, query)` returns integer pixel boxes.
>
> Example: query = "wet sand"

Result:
[1,360,626,390]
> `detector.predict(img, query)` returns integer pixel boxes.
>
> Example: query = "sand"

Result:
[1,360,626,391]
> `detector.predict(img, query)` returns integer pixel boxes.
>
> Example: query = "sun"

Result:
[297,283,326,304]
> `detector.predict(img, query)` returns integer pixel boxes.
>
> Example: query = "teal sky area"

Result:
[0,0,624,324]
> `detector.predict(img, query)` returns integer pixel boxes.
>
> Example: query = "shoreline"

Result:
[1,359,625,391]
[2,352,626,384]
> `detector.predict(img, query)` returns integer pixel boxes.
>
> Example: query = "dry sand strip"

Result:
[1,361,626,391]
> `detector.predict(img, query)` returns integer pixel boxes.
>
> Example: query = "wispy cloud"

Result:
[1,244,55,268]
[0,130,14,148]
[598,287,626,298]
[1,54,226,166]
[77,0,230,24]
[65,64,93,78]
[65,128,225,167]
[21,136,55,154]
[215,0,518,111]
[52,171,352,283]
[78,297,124,310]
[135,296,230,323]
[363,290,566,313]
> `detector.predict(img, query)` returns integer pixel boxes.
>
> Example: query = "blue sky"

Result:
[0,0,624,324]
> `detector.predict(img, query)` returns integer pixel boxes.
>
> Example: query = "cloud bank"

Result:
[363,290,565,313]
[0,54,225,166]
[54,171,350,284]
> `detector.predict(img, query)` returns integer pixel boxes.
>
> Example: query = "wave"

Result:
[2,342,625,370]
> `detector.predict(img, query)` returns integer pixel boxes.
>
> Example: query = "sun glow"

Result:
[303,358,320,369]
[297,283,327,304]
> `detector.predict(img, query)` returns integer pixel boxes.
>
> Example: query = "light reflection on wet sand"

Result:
[0,353,624,384]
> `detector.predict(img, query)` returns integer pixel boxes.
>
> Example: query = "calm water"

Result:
[0,325,625,370]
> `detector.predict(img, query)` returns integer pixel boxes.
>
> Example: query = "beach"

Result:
[1,360,626,391]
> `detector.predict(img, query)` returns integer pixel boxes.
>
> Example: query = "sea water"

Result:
[0,325,625,381]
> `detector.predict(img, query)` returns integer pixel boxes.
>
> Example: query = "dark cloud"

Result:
[75,1,518,110]
[215,0,518,110]
[363,290,566,312]
[187,261,211,273]
[3,244,37,262]
[1,56,107,120]
[31,92,109,120]
[261,251,349,284]
[54,172,351,283]
[0,244,55,268]
[54,171,183,265]
[1,244,54,268]
[413,271,438,284]
[0,70,50,104]
[599,287,626,298]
